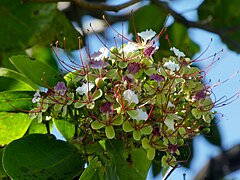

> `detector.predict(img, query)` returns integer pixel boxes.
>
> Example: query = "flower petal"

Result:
[123,89,139,104]
[137,29,156,44]
[170,47,185,59]
[76,82,95,95]
[164,60,180,72]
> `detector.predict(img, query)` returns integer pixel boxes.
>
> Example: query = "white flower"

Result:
[167,101,175,108]
[170,47,185,59]
[164,60,180,72]
[135,109,148,121]
[122,42,138,54]
[91,47,109,61]
[137,29,156,44]
[76,82,95,95]
[32,89,41,103]
[123,89,139,104]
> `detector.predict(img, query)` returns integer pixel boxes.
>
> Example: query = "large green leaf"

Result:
[10,55,63,87]
[79,157,104,180]
[2,134,84,180]
[0,0,80,51]
[178,140,194,169]
[0,148,7,178]
[0,68,37,91]
[202,117,222,147]
[28,119,53,134]
[0,91,34,111]
[152,152,164,177]
[53,119,75,140]
[31,45,59,70]
[129,4,168,34]
[158,22,199,58]
[0,112,32,145]
[105,140,151,180]
[198,0,240,52]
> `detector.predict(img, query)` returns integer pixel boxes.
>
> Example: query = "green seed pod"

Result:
[147,147,156,160]
[122,121,134,132]
[91,121,105,130]
[202,127,210,134]
[133,130,141,141]
[141,138,150,149]
[105,125,115,139]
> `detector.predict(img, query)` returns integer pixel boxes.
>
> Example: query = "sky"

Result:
[55,0,240,179]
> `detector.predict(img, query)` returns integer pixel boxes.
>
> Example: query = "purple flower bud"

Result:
[150,74,165,82]
[99,102,113,114]
[54,82,67,96]
[89,60,108,69]
[127,62,140,74]
[144,46,157,57]
[152,126,160,136]
[123,74,134,84]
[167,144,178,154]
[193,90,206,101]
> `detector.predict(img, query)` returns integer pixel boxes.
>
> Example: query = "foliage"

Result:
[0,0,239,179]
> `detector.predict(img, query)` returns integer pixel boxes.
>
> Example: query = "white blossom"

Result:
[32,89,41,103]
[164,60,180,72]
[92,47,109,61]
[122,42,138,54]
[123,89,139,104]
[76,82,95,95]
[170,47,185,59]
[167,101,175,108]
[135,109,148,121]
[137,29,156,44]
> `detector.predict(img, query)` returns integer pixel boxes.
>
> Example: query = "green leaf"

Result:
[3,134,84,180]
[0,91,34,111]
[152,152,164,177]
[31,46,58,70]
[0,0,80,51]
[92,89,103,101]
[202,117,222,147]
[53,119,75,140]
[122,121,134,132]
[0,68,37,91]
[0,148,7,178]
[131,148,151,178]
[41,10,81,50]
[0,112,32,145]
[133,130,141,141]
[28,119,53,134]
[198,0,240,52]
[129,4,168,34]
[105,140,151,180]
[158,22,199,58]
[147,147,155,160]
[140,125,153,135]
[79,157,104,180]
[105,125,115,139]
[10,55,63,87]
[178,140,193,169]
[91,121,105,130]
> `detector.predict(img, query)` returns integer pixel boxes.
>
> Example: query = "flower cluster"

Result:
[30,29,215,170]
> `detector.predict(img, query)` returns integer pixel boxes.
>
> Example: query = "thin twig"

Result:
[22,0,141,12]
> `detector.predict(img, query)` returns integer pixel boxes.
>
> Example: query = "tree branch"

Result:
[150,0,213,31]
[194,144,240,180]
[151,0,240,52]
[23,0,141,12]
